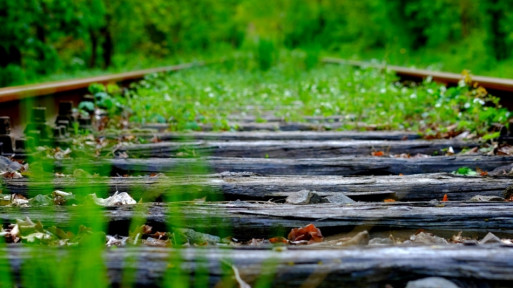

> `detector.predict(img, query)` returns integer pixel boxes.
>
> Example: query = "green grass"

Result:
[108,52,510,139]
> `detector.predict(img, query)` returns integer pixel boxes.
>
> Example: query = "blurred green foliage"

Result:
[2,0,513,87]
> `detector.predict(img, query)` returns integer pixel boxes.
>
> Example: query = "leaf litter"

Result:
[0,190,138,207]
[1,216,513,249]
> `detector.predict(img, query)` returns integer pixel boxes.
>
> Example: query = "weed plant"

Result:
[0,115,234,288]
[119,52,510,139]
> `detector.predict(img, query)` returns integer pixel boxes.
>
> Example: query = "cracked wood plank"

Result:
[3,173,512,201]
[5,246,513,287]
[50,155,513,176]
[1,202,513,237]
[103,131,422,141]
[116,139,476,158]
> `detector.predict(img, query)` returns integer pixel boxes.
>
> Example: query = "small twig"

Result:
[221,260,251,288]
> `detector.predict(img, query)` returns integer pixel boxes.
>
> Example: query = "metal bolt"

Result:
[53,127,62,138]
[15,139,25,150]
[59,125,67,136]
[0,116,11,135]
[32,107,47,123]
[58,101,73,116]
[58,120,70,128]
[79,116,92,126]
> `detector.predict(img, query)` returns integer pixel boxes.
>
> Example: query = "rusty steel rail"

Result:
[0,62,203,103]
[323,57,513,93]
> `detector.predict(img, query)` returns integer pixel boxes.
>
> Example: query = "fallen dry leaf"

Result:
[442,194,449,202]
[476,167,488,177]
[288,223,323,243]
[269,236,288,244]
[371,151,384,157]
[150,135,162,143]
[384,199,396,202]
[497,145,513,156]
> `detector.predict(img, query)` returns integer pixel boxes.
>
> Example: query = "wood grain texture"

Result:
[105,130,422,141]
[2,202,513,237]
[3,173,512,201]
[62,155,513,176]
[5,245,513,287]
[116,139,476,158]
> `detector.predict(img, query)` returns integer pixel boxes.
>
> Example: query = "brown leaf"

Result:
[151,231,169,240]
[150,136,162,143]
[476,167,488,177]
[497,145,513,155]
[371,151,384,157]
[269,236,288,244]
[288,223,324,243]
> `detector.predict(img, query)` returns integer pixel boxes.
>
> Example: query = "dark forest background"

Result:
[1,0,512,87]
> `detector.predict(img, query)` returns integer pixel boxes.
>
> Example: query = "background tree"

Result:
[1,0,513,87]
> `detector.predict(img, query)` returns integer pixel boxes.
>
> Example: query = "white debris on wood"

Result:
[479,232,502,245]
[468,195,504,202]
[406,277,459,288]
[10,197,29,207]
[90,191,136,206]
[9,224,20,238]
[0,171,22,179]
[53,190,72,197]
[24,232,52,242]
[406,232,448,245]
[53,148,72,160]
[106,235,128,247]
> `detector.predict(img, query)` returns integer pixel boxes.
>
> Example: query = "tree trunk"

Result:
[101,25,113,68]
[487,0,509,60]
[89,29,98,68]
[0,45,22,67]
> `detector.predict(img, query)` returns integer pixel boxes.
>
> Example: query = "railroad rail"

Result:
[0,61,203,136]
[324,57,513,108]
[2,58,513,104]
[0,62,203,103]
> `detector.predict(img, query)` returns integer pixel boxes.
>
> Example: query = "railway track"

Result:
[1,59,513,287]
[0,62,204,136]
[323,57,513,108]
